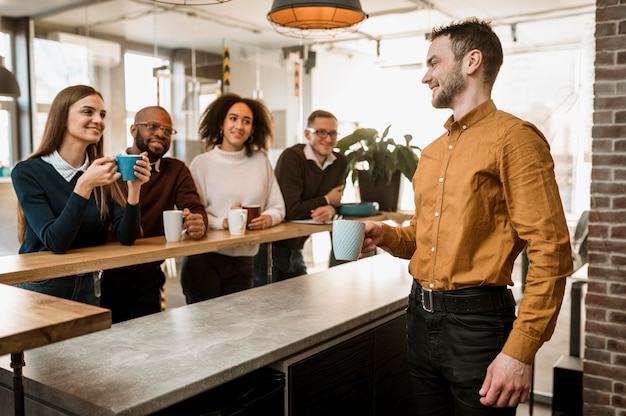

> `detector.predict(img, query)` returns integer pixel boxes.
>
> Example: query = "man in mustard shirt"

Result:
[362,18,573,414]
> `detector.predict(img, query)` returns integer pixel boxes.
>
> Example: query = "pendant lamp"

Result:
[0,56,20,98]
[268,0,367,37]
[150,0,231,5]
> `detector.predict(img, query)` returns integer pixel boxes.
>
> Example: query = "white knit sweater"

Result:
[189,146,286,257]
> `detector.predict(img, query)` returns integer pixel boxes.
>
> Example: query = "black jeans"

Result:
[100,267,165,323]
[253,243,307,287]
[180,252,254,304]
[407,287,517,415]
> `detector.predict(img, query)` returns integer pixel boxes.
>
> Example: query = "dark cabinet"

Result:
[286,315,413,416]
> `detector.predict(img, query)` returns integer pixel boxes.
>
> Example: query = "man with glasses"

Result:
[254,110,347,285]
[101,106,208,323]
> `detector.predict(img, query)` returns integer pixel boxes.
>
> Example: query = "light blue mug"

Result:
[115,155,142,181]
[332,220,365,261]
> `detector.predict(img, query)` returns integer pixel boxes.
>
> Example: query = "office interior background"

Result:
[0,0,624,414]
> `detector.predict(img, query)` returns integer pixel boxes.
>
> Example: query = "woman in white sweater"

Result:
[180,93,285,303]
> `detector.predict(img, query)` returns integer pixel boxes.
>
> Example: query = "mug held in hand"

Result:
[115,155,142,181]
[163,210,184,242]
[228,209,248,236]
[332,220,365,261]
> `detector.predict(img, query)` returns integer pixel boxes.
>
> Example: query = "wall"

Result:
[0,181,19,256]
[310,28,594,216]
[586,0,626,414]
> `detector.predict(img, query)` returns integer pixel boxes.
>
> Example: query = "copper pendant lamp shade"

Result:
[0,57,20,97]
[268,0,367,30]
[150,0,231,5]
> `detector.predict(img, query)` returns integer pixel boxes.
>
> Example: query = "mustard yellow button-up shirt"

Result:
[380,100,573,364]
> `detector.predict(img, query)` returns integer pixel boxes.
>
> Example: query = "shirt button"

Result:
[434,212,439,217]
[431,247,435,252]
[448,145,453,150]
[430,283,435,289]
[439,177,444,183]
[462,125,467,130]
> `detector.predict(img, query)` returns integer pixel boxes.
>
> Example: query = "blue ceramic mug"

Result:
[115,155,142,181]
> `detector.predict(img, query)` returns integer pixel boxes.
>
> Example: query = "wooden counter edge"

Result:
[0,214,389,285]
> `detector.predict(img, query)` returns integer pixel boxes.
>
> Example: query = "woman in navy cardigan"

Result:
[11,85,151,305]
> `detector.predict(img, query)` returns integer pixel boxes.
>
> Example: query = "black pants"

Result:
[253,243,307,287]
[407,286,518,415]
[100,267,165,323]
[180,252,254,304]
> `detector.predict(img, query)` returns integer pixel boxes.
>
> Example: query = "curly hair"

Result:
[198,93,274,156]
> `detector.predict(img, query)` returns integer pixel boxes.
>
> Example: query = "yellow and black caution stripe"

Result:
[294,62,300,97]
[223,47,231,92]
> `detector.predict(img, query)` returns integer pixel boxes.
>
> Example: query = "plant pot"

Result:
[357,170,401,212]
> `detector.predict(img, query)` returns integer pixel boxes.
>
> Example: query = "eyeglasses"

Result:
[306,128,339,139]
[135,122,177,137]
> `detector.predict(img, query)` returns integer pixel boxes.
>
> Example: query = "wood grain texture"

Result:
[0,215,386,285]
[0,284,111,355]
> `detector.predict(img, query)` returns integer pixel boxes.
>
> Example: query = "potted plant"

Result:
[335,125,421,211]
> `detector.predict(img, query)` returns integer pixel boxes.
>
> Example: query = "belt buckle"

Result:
[420,287,434,313]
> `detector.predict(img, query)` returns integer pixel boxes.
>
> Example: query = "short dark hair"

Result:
[428,17,503,90]
[198,93,274,156]
[307,110,337,127]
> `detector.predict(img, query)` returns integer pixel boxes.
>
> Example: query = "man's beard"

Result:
[432,61,465,109]
[136,134,168,162]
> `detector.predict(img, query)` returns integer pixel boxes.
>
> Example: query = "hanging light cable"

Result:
[0,56,20,97]
[268,0,368,38]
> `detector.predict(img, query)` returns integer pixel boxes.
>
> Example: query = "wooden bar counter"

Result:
[0,285,111,415]
[0,215,386,285]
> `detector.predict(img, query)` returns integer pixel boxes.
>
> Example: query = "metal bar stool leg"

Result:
[266,242,273,285]
[10,352,25,416]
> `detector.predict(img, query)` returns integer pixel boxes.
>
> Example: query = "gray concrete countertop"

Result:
[0,253,412,415]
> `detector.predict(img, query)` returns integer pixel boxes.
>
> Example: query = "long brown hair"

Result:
[17,85,126,243]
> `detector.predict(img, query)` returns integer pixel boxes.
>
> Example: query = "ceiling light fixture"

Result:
[150,0,231,5]
[268,0,367,38]
[0,56,20,97]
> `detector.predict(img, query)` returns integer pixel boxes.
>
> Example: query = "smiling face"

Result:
[65,94,106,147]
[422,35,466,109]
[305,115,339,165]
[220,102,254,152]
[131,107,173,162]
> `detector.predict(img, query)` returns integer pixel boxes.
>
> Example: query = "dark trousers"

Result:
[407,285,517,415]
[16,273,99,306]
[180,252,254,304]
[100,267,165,323]
[253,243,307,287]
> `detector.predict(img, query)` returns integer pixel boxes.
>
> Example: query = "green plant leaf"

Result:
[335,125,420,185]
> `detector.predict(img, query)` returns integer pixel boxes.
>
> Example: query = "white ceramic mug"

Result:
[332,219,365,261]
[163,210,184,242]
[227,209,248,236]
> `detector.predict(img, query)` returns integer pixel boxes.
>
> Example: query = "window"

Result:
[0,30,17,174]
[124,52,171,147]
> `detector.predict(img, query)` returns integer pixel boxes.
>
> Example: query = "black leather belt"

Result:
[411,280,516,314]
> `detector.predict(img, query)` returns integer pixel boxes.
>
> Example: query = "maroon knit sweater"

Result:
[106,157,207,272]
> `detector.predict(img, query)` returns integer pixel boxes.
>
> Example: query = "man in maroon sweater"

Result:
[101,106,207,323]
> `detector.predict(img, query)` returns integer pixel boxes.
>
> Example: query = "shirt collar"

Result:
[444,99,497,133]
[304,143,337,170]
[41,150,89,182]
[125,148,160,172]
